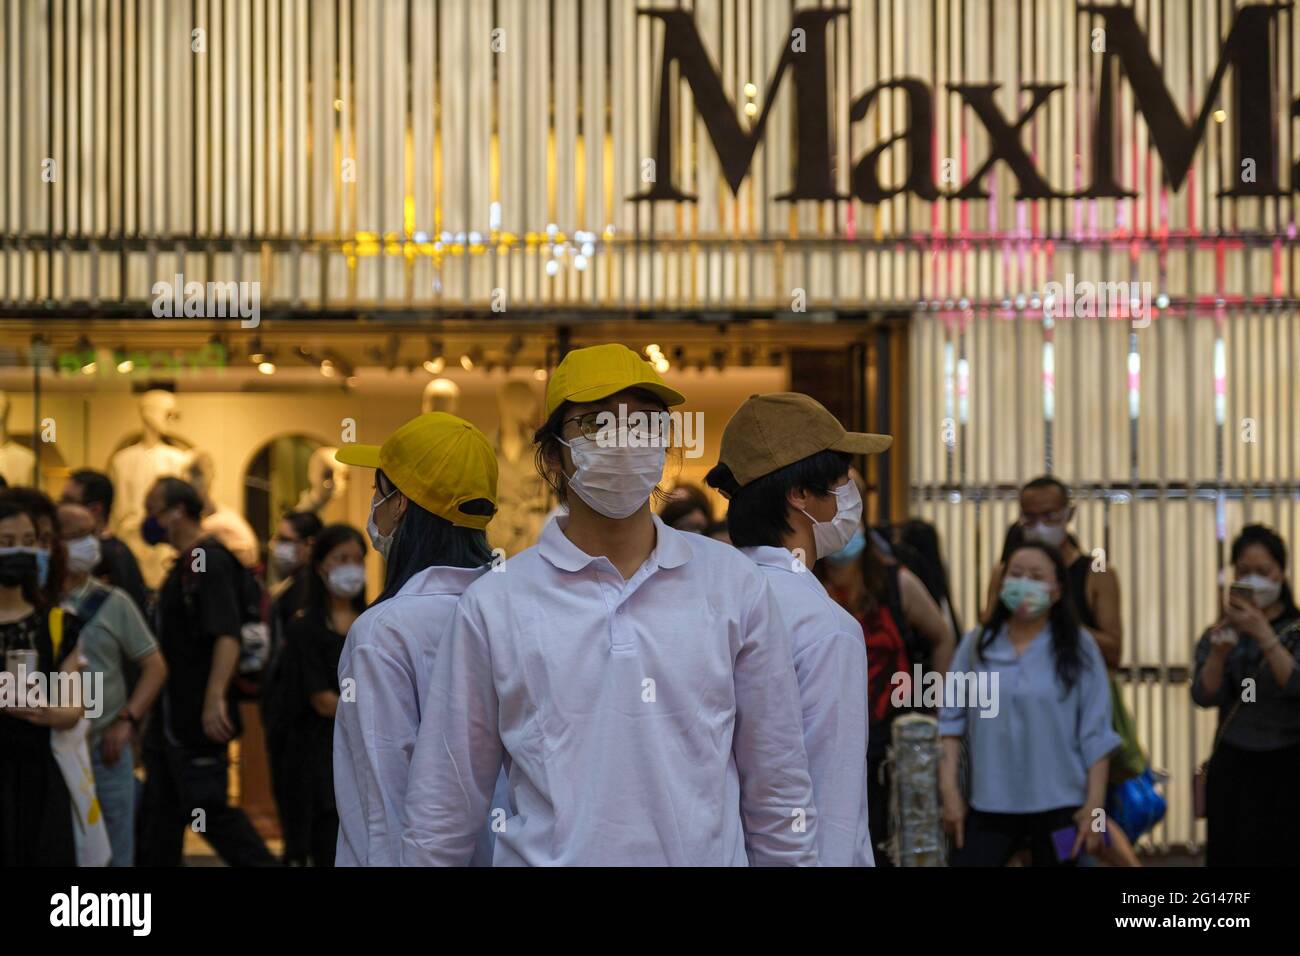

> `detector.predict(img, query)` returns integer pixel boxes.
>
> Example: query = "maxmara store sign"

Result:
[632,4,1291,205]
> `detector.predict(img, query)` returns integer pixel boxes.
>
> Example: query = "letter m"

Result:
[1082,3,1287,195]
[208,281,238,318]
[630,8,848,202]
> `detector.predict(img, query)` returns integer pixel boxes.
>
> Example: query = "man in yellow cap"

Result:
[332,412,501,866]
[706,392,892,866]
[402,344,818,866]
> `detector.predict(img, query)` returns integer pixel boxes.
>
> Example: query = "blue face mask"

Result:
[825,528,867,566]
[34,548,49,589]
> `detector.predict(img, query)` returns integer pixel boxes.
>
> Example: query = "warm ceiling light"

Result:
[459,353,475,371]
[743,82,758,98]
[257,361,276,375]
[1213,109,1227,123]
[81,362,97,375]
[116,358,134,374]
[423,356,446,374]
[533,367,548,381]
[320,360,335,377]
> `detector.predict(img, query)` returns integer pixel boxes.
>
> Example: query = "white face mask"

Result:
[366,487,399,560]
[1238,573,1283,609]
[327,563,367,599]
[798,480,863,560]
[559,435,666,519]
[64,535,102,574]
[271,541,301,574]
[1023,522,1067,548]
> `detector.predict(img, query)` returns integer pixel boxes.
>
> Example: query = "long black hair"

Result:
[0,487,63,610]
[373,468,494,605]
[978,540,1085,691]
[895,518,962,637]
[302,523,369,621]
[1231,523,1298,616]
[0,499,44,609]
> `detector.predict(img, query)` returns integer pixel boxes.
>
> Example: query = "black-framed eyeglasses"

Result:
[560,410,677,443]
[560,412,609,441]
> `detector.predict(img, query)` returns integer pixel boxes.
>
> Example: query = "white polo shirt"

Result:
[401,515,818,866]
[334,564,486,867]
[742,546,875,866]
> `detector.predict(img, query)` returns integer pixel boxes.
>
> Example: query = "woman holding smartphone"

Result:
[1192,524,1300,865]
[0,499,83,866]
[402,344,817,866]
[939,541,1119,866]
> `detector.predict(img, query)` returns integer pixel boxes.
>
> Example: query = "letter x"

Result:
[948,84,1066,200]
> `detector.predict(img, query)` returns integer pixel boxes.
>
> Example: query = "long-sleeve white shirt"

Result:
[333,565,486,866]
[742,546,874,866]
[401,515,819,866]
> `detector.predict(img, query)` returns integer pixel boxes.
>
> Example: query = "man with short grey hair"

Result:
[59,502,167,866]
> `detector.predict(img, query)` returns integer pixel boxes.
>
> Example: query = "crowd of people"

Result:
[1,341,1297,866]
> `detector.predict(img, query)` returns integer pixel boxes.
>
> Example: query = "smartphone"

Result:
[1229,582,1254,605]
[1210,627,1240,647]
[1051,824,1111,862]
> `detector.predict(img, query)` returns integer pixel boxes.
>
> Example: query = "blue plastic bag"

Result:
[1106,768,1167,841]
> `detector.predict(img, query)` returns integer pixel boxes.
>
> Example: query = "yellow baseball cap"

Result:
[334,412,498,530]
[545,343,686,419]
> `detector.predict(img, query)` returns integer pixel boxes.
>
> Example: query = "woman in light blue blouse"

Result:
[938,542,1120,866]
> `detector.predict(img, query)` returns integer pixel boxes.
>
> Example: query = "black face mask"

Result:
[0,549,37,588]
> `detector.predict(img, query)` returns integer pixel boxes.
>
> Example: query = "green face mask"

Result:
[1000,576,1053,617]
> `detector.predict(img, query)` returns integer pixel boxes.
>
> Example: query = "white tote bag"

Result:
[51,717,113,867]
[47,606,112,867]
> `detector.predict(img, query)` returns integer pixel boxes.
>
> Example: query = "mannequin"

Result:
[489,380,549,556]
[421,378,461,415]
[294,446,351,523]
[0,391,37,487]
[185,450,261,569]
[107,390,191,587]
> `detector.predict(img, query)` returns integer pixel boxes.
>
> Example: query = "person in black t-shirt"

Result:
[275,524,366,866]
[263,511,323,833]
[137,477,274,867]
[60,469,149,614]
